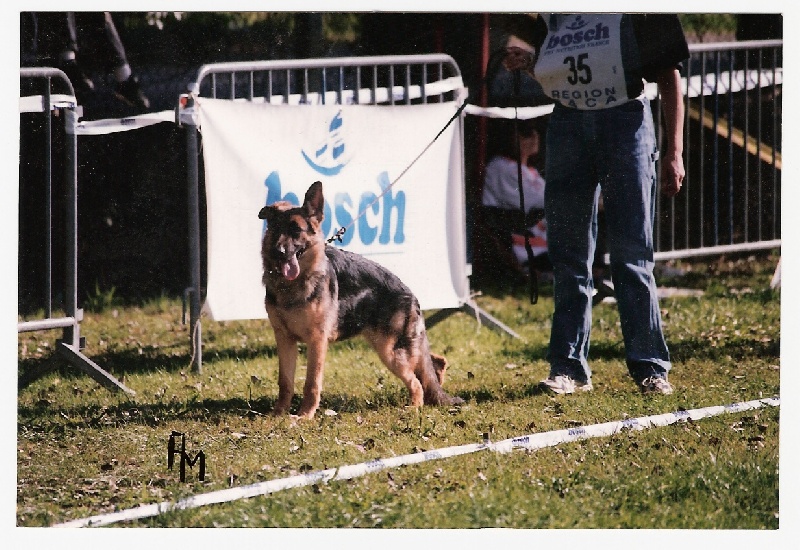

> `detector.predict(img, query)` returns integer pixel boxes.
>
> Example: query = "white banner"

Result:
[197,98,469,321]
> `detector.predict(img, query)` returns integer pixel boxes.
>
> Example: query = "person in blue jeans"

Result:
[504,14,689,394]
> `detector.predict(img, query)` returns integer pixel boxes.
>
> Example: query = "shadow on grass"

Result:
[514,330,778,365]
[514,339,626,363]
[17,389,433,430]
[455,382,551,404]
[17,376,554,431]
[668,335,779,362]
[18,323,778,430]
[18,341,280,388]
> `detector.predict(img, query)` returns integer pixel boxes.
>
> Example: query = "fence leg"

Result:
[770,257,781,289]
[59,107,135,395]
[460,299,521,339]
[425,300,521,339]
[62,106,80,351]
[18,68,135,396]
[56,342,136,395]
[186,123,203,373]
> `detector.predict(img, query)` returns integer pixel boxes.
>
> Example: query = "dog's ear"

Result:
[303,181,325,222]
[258,200,296,220]
[258,204,284,221]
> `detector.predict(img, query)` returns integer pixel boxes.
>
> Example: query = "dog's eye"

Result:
[288,220,313,238]
[288,221,304,238]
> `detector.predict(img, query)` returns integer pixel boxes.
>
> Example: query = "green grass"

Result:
[16,252,780,528]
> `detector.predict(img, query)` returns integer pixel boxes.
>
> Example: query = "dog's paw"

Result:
[295,409,317,420]
[424,388,464,407]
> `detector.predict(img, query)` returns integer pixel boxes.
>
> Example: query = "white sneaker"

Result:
[540,375,593,395]
[640,376,674,395]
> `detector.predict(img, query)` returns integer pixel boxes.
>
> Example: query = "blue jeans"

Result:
[544,98,671,384]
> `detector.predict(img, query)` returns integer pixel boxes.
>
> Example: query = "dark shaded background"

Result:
[18,13,782,313]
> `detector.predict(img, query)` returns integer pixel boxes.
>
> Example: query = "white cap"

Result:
[506,35,534,53]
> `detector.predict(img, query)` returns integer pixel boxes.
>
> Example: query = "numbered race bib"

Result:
[535,14,631,110]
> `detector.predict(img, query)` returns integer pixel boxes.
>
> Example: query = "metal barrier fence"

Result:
[18,68,134,394]
[653,39,782,260]
[177,54,516,372]
[19,42,782,380]
[470,39,782,264]
[186,54,464,105]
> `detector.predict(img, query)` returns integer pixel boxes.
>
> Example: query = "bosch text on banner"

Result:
[197,99,469,321]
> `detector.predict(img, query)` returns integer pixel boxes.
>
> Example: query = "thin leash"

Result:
[512,69,539,305]
[483,47,539,304]
[326,99,469,245]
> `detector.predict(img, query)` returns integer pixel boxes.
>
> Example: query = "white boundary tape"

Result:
[249,75,465,106]
[466,68,783,121]
[25,67,780,133]
[53,396,779,528]
[19,94,78,113]
[74,110,175,136]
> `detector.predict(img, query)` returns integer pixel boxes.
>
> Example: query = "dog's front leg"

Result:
[272,328,298,416]
[296,334,328,419]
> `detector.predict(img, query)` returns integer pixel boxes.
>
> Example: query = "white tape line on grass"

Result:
[491,396,780,454]
[54,396,779,528]
[54,441,489,528]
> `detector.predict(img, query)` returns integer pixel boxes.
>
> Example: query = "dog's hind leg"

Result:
[414,336,463,406]
[405,311,463,406]
[364,330,425,407]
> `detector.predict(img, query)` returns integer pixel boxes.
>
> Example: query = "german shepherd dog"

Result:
[258,181,463,419]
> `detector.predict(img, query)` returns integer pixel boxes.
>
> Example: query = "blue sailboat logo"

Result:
[302,110,351,176]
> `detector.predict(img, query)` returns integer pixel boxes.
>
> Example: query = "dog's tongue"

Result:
[282,255,300,281]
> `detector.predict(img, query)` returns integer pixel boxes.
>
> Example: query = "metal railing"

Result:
[186,54,463,105]
[177,54,518,371]
[18,68,134,394]
[19,68,78,336]
[653,39,782,261]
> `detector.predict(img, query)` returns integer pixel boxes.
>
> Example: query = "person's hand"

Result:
[503,46,534,73]
[660,149,685,197]
[656,68,685,197]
